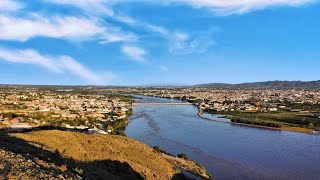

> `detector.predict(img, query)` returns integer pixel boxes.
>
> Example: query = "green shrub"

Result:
[177,153,188,160]
[152,146,171,155]
[115,131,127,137]
[74,167,84,175]
[196,162,205,170]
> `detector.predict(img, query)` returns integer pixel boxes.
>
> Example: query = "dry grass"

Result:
[162,154,211,179]
[281,125,311,133]
[11,130,180,179]
[0,124,7,129]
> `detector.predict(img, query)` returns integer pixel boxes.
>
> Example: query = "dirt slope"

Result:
[6,130,181,179]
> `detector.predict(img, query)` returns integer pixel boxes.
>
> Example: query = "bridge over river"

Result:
[132,102,193,106]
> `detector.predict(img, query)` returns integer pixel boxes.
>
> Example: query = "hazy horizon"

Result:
[0,79,319,87]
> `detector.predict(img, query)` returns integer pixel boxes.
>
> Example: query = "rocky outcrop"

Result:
[0,149,80,179]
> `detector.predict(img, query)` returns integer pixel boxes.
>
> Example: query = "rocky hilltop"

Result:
[0,130,211,179]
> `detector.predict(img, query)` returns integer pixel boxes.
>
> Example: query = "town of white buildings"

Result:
[0,87,132,134]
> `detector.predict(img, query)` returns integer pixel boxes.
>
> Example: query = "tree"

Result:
[309,123,315,129]
[177,153,188,160]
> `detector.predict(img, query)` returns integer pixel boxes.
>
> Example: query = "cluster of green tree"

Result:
[284,102,320,111]
[105,94,133,103]
[152,146,172,156]
[1,112,18,119]
[250,115,320,130]
[29,113,49,121]
[177,153,189,160]
[106,118,128,131]
[114,131,127,136]
[111,111,120,116]
[87,116,99,125]
[207,109,320,130]
[196,163,205,170]
[126,109,133,116]
[231,118,281,128]
[18,97,33,101]
[152,145,214,179]
[203,109,218,114]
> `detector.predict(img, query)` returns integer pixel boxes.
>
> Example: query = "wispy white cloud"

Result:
[59,56,105,84]
[0,0,23,12]
[0,48,62,72]
[114,15,136,25]
[144,24,169,35]
[101,0,316,15]
[111,14,214,55]
[170,0,316,15]
[158,64,169,71]
[99,24,137,44]
[46,0,114,16]
[112,14,215,55]
[46,0,169,37]
[168,30,216,55]
[121,45,147,62]
[0,48,116,84]
[59,57,118,84]
[45,0,173,57]
[0,14,137,43]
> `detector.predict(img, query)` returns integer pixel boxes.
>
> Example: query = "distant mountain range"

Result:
[1,80,320,89]
[194,80,320,89]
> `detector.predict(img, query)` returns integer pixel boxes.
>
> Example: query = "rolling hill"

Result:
[0,129,211,180]
[195,80,320,89]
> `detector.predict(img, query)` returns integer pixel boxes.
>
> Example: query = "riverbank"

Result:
[197,110,229,124]
[195,108,320,135]
[197,112,286,132]
[133,94,315,135]
[202,110,318,134]
[152,146,213,179]
[133,93,320,135]
[162,154,213,180]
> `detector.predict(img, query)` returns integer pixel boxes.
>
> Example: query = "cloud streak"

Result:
[0,0,22,12]
[121,45,147,62]
[47,0,317,15]
[0,14,137,43]
[45,0,216,56]
[98,0,316,15]
[47,0,114,16]
[169,31,216,55]
[170,0,316,15]
[0,48,62,72]
[0,48,114,84]
[59,56,105,84]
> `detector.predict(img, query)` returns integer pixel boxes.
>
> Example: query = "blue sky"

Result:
[0,0,319,85]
